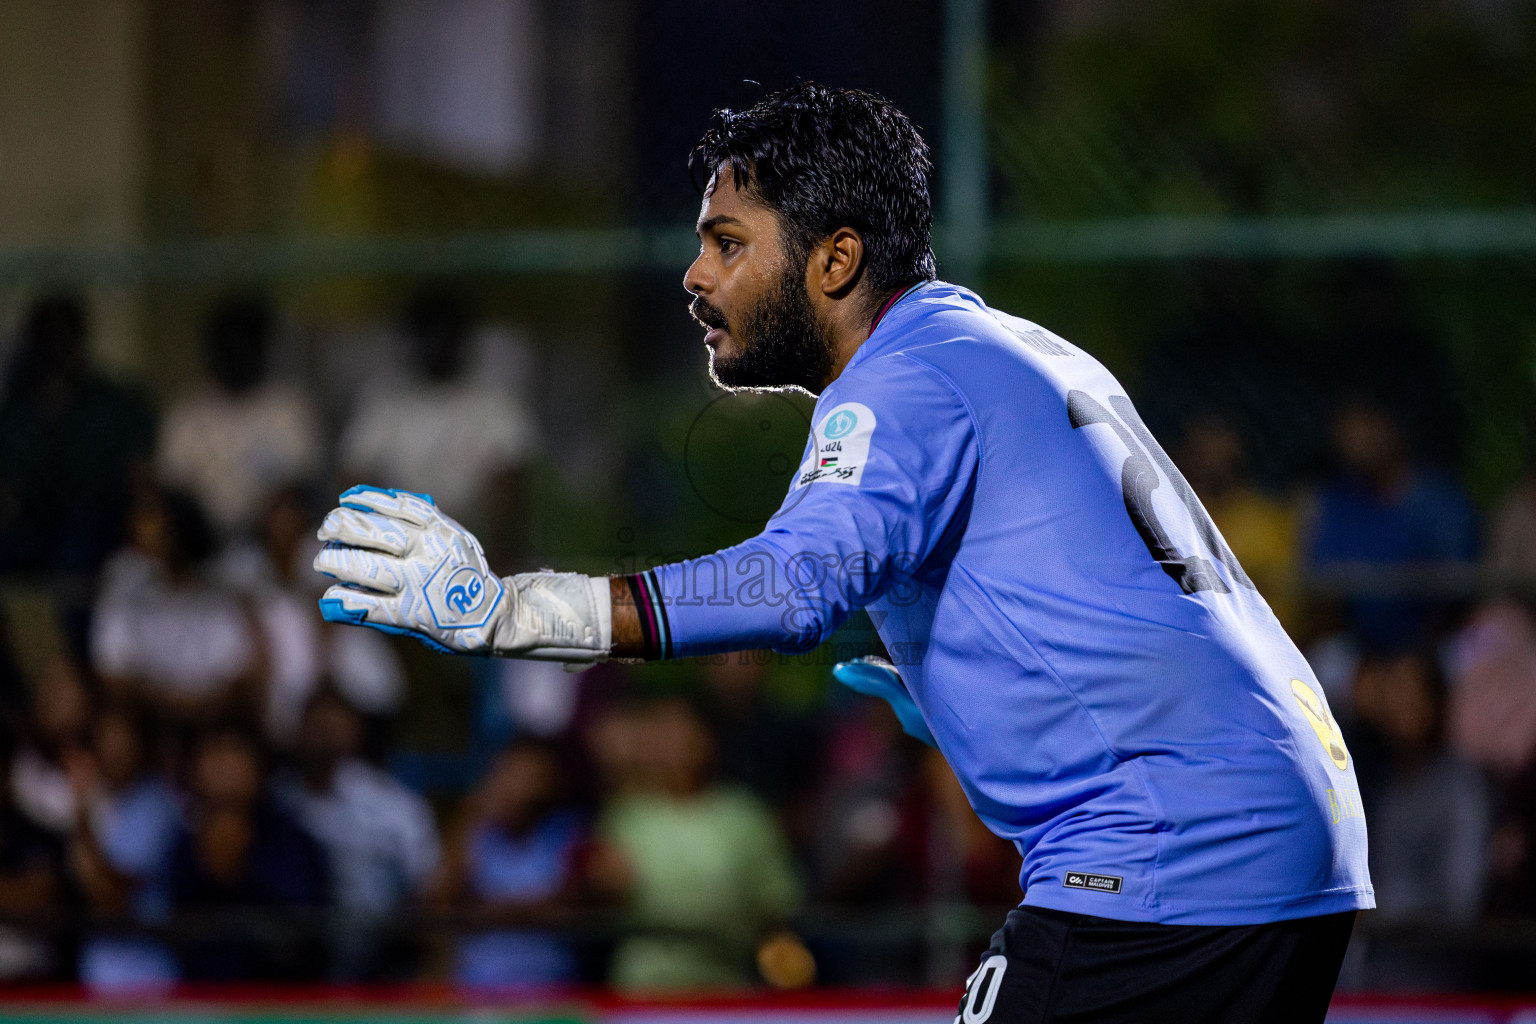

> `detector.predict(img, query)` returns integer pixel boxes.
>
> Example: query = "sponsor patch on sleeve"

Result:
[795,402,876,488]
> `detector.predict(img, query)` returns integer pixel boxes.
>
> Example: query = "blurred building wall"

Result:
[0,0,144,373]
[372,0,545,174]
[141,0,285,400]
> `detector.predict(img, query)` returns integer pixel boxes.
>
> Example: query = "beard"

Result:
[692,260,835,396]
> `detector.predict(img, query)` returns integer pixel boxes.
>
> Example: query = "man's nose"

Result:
[683,253,712,295]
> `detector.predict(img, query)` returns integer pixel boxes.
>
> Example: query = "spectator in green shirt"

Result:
[588,695,800,991]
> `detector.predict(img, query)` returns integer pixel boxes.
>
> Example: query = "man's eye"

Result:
[719,238,739,253]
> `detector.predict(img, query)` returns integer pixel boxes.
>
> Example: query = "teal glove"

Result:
[832,655,936,746]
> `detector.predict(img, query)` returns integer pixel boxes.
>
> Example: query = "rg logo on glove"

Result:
[446,571,484,614]
[427,562,503,629]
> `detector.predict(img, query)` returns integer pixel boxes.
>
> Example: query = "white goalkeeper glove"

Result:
[313,485,611,663]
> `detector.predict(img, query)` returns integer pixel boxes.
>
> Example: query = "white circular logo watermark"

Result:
[684,392,813,522]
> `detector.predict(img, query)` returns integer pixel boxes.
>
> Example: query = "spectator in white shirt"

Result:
[1355,649,1490,925]
[339,287,536,557]
[91,487,262,724]
[219,486,404,744]
[9,655,92,836]
[278,689,440,979]
[158,296,322,540]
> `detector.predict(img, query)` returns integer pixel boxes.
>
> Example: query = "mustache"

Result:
[689,297,728,331]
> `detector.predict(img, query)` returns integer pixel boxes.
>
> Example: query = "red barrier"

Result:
[0,986,1532,1023]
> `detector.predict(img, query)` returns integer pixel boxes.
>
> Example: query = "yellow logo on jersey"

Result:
[1291,679,1349,771]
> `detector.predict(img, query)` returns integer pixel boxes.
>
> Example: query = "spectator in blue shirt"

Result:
[69,702,182,991]
[429,738,584,988]
[1306,399,1478,649]
[167,723,329,981]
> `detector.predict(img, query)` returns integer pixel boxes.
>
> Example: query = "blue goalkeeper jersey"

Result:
[647,280,1372,925]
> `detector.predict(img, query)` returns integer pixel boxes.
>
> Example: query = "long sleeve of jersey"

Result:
[644,353,980,658]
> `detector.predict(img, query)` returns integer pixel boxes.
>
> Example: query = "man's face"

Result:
[683,166,834,394]
[193,737,262,808]
[298,697,361,771]
[1333,404,1403,478]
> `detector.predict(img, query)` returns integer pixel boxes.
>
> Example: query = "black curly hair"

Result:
[690,82,937,299]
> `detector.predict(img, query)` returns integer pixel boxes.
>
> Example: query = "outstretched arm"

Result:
[319,492,936,740]
[319,357,974,671]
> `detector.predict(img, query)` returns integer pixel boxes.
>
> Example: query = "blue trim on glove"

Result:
[337,484,437,511]
[832,657,936,746]
[318,596,456,655]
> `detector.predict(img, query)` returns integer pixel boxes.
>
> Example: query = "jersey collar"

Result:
[869,280,927,334]
[841,279,939,377]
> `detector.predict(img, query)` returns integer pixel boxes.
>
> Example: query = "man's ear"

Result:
[813,227,866,298]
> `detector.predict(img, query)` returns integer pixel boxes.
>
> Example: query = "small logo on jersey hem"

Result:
[1063,872,1123,894]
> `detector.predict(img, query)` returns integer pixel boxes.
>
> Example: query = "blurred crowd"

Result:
[0,288,1020,993]
[2,278,1536,993]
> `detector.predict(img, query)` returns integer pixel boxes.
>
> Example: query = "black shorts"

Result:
[956,906,1356,1024]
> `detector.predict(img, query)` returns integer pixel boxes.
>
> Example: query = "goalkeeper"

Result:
[316,83,1371,1024]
